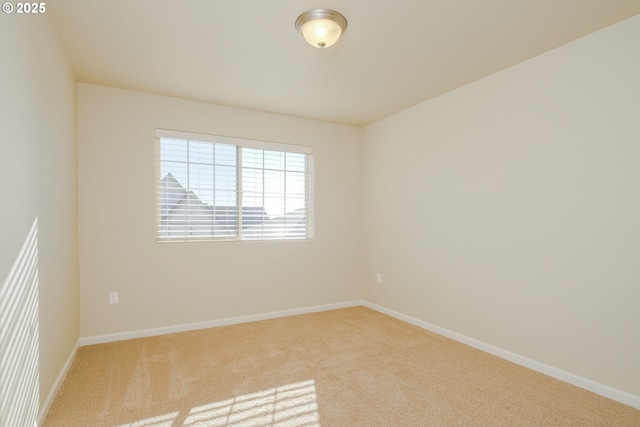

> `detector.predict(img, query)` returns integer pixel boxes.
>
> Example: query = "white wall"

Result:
[77,84,364,338]
[363,15,640,397]
[0,13,79,426]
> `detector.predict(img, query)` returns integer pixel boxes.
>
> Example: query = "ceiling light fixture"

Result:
[295,9,347,49]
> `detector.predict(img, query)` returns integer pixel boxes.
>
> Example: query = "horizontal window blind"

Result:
[156,130,313,243]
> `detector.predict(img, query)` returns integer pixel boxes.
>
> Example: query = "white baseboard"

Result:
[78,300,362,346]
[360,300,640,410]
[37,340,79,426]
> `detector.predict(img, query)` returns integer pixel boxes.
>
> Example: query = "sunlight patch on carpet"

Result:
[115,411,179,427]
[184,379,320,427]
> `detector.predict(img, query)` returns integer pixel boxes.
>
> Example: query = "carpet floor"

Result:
[43,306,640,426]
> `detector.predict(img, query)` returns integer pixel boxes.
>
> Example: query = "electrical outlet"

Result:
[376,273,382,284]
[109,292,119,304]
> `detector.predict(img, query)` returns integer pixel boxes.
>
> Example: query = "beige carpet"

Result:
[43,307,640,426]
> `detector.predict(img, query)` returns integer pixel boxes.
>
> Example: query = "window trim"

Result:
[156,129,313,155]
[155,129,314,243]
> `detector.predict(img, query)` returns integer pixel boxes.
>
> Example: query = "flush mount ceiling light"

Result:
[295,9,347,48]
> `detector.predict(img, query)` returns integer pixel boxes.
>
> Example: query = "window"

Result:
[156,129,313,242]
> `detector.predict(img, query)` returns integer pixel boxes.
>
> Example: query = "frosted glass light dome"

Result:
[295,9,347,48]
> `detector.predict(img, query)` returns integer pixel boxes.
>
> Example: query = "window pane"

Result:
[264,196,285,218]
[242,148,263,169]
[242,168,263,194]
[212,205,238,237]
[198,190,214,207]
[264,170,285,196]
[286,152,305,172]
[161,138,187,162]
[286,195,306,215]
[215,143,236,166]
[243,206,267,226]
[161,161,188,189]
[214,190,237,206]
[264,150,285,170]
[189,163,214,198]
[242,192,263,209]
[189,141,214,164]
[286,171,305,196]
[215,166,237,192]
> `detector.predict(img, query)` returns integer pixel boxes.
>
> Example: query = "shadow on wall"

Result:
[0,217,40,427]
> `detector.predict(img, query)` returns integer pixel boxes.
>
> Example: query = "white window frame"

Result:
[155,129,314,243]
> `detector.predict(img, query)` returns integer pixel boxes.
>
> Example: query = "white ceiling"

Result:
[48,0,640,127]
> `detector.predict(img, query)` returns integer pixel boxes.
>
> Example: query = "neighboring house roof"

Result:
[160,172,189,216]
